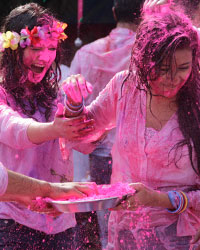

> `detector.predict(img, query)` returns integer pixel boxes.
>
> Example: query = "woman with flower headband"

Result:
[62,3,200,249]
[0,2,96,249]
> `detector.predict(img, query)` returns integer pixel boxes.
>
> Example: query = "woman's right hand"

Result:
[48,181,98,200]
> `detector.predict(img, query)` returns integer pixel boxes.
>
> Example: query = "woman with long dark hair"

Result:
[0,3,95,249]
[63,6,200,249]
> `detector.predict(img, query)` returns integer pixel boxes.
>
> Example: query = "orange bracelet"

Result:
[178,191,188,214]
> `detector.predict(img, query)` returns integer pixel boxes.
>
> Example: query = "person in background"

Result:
[70,0,144,248]
[145,0,200,28]
[0,3,95,249]
[59,63,70,84]
[63,3,200,249]
[173,0,200,28]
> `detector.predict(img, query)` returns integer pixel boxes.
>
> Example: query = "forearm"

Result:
[154,191,174,209]
[27,121,57,144]
[0,170,50,202]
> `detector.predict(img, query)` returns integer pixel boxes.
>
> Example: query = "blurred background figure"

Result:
[70,0,144,248]
[173,0,200,28]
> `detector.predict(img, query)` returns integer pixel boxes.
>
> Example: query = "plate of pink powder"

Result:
[49,182,135,213]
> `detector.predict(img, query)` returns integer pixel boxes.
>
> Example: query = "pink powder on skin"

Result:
[28,197,55,233]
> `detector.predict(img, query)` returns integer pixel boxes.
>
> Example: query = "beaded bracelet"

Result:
[179,191,189,214]
[64,102,84,114]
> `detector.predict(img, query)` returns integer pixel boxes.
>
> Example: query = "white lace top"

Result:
[144,127,158,145]
[85,70,200,248]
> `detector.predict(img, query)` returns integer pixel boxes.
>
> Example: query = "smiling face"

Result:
[149,47,193,99]
[23,38,58,84]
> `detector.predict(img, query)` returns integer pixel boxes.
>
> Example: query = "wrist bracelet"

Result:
[167,190,178,209]
[167,190,189,214]
[167,191,183,214]
[64,95,84,109]
[64,102,84,114]
[179,191,189,214]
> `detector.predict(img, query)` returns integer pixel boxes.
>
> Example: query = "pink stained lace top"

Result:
[144,127,158,145]
[82,70,200,248]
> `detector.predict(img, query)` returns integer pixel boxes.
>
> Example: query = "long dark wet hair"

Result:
[0,3,62,121]
[124,9,200,175]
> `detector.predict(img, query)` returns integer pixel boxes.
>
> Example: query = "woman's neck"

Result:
[116,22,138,32]
[146,92,177,131]
[148,91,177,110]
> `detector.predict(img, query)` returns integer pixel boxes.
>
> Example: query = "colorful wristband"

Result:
[64,102,84,114]
[64,95,84,109]
[167,190,189,214]
[167,191,183,214]
[179,191,189,214]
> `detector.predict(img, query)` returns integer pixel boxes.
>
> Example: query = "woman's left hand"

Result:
[111,183,172,211]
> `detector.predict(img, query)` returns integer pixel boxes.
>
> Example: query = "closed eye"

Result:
[178,67,190,71]
[31,47,42,51]
[49,48,57,51]
[160,68,169,75]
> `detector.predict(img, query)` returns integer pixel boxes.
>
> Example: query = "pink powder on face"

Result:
[23,38,58,84]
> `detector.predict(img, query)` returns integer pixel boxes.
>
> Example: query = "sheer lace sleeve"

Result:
[87,70,129,131]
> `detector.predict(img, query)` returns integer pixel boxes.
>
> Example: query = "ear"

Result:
[112,7,117,22]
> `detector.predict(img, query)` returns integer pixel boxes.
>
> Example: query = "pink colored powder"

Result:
[63,182,135,202]
[36,183,135,208]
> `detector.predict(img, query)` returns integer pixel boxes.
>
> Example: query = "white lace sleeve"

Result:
[87,70,129,130]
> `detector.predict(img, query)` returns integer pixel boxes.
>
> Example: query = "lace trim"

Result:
[145,127,158,144]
